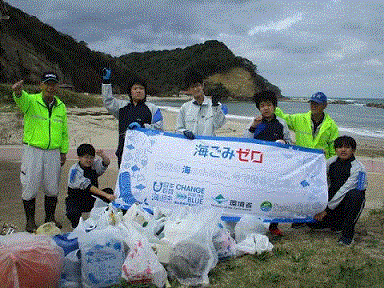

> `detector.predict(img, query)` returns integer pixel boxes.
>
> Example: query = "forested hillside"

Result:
[0,2,280,99]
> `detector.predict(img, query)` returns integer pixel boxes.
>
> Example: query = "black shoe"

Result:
[44,196,62,229]
[23,198,37,233]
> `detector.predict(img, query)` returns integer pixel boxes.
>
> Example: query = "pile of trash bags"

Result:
[0,203,274,287]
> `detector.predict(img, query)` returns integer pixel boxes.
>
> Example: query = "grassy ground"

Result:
[111,208,384,288]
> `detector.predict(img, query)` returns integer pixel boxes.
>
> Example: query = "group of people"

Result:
[11,69,366,246]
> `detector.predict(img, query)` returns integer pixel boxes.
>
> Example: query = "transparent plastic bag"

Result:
[60,249,81,288]
[235,233,274,255]
[212,224,237,261]
[120,219,167,288]
[235,214,267,243]
[78,224,126,288]
[122,203,166,244]
[165,208,220,286]
[0,232,64,288]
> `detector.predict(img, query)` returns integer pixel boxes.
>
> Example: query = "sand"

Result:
[0,105,383,233]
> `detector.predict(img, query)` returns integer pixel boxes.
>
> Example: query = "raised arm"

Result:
[12,80,31,113]
[101,68,126,118]
[275,107,298,131]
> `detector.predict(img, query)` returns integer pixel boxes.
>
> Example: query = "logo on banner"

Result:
[260,201,273,212]
[213,194,228,205]
[153,182,163,192]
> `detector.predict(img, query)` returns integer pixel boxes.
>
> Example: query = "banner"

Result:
[114,129,328,222]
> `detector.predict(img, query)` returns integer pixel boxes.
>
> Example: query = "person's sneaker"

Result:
[338,237,355,246]
[269,227,283,236]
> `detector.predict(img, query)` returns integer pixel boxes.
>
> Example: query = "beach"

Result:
[0,106,383,234]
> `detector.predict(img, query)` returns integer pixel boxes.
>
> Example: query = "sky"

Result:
[5,0,384,99]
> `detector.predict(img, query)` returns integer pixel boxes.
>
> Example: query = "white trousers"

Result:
[20,145,61,200]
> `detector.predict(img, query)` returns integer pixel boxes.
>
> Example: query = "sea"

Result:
[152,98,384,139]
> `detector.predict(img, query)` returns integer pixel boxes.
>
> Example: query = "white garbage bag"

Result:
[235,214,267,243]
[235,233,274,255]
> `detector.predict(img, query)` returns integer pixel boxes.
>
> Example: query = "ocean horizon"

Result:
[153,99,384,139]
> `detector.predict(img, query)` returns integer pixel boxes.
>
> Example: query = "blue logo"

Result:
[153,182,162,192]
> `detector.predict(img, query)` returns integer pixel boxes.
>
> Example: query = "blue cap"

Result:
[309,92,327,104]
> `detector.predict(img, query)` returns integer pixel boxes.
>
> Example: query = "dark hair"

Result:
[128,76,147,102]
[334,135,357,150]
[77,143,95,157]
[253,90,278,109]
[181,69,204,90]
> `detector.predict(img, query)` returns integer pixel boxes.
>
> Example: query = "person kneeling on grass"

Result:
[309,135,367,246]
[65,144,116,228]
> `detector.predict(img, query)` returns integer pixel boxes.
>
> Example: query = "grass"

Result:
[109,208,384,288]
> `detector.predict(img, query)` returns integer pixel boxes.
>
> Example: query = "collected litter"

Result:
[0,203,274,287]
[0,221,18,235]
[36,221,62,236]
[0,233,64,288]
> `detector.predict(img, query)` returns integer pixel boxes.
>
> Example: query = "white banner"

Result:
[114,129,328,222]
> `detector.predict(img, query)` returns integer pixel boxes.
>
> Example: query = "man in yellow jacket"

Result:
[12,72,69,232]
[275,92,339,159]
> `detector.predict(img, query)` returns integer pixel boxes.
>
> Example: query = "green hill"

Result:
[0,2,280,99]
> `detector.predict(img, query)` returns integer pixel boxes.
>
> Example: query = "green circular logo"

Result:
[260,201,272,212]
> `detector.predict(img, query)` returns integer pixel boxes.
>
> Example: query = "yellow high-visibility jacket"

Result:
[275,107,339,159]
[13,91,69,154]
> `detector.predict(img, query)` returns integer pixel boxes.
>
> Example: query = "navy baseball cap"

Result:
[309,92,327,104]
[41,72,59,83]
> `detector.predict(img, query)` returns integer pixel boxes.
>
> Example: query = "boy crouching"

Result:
[66,144,116,228]
[310,136,366,246]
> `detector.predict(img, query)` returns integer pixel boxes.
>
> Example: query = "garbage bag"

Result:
[165,208,219,286]
[36,222,61,236]
[60,249,81,288]
[78,225,126,288]
[235,233,274,255]
[212,227,237,261]
[120,219,167,288]
[235,214,267,243]
[53,233,79,256]
[0,232,64,288]
[122,203,166,244]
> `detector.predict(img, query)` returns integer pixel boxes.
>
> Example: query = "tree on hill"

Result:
[0,3,281,98]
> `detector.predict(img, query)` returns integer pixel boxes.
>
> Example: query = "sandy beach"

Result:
[0,106,383,233]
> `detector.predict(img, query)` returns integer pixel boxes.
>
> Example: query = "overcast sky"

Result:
[6,0,384,99]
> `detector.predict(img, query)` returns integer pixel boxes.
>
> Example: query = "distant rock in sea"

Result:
[366,103,384,109]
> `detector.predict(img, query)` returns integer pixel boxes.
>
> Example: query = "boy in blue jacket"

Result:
[245,90,291,236]
[66,144,116,228]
